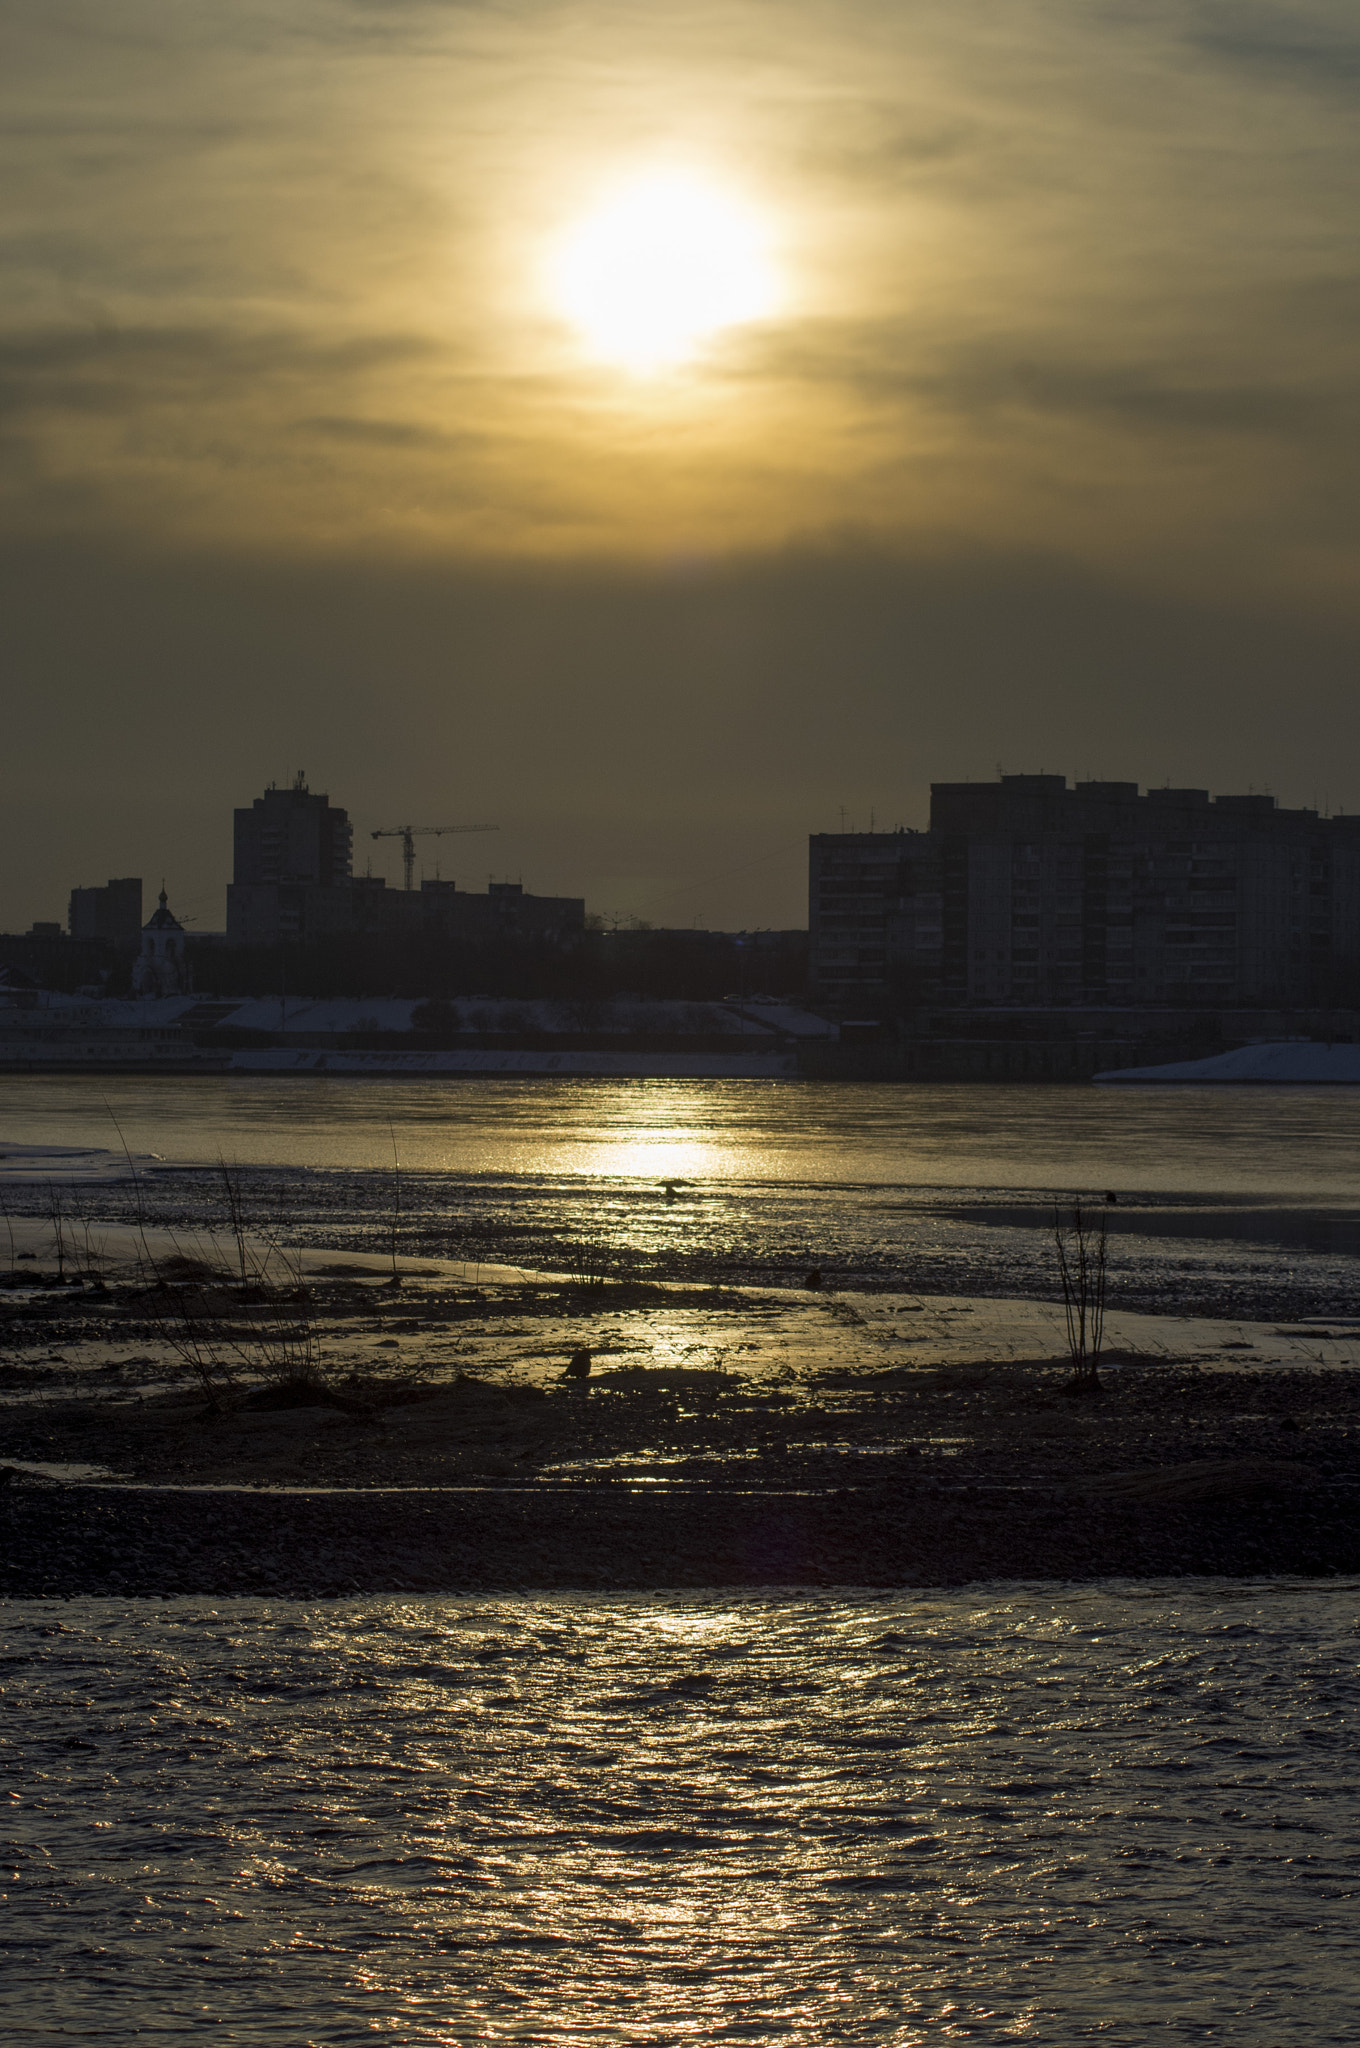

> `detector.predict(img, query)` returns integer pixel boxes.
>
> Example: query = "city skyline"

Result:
[22,759,1360,947]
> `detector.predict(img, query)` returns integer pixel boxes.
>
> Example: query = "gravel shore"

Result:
[4,1473,1358,1597]
[4,1257,1358,1594]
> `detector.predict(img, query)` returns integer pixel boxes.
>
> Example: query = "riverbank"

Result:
[4,1469,1357,1597]
[3,1244,1357,1594]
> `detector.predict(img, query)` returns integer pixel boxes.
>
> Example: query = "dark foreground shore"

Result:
[5,1474,1359,1598]
[5,1252,1360,1594]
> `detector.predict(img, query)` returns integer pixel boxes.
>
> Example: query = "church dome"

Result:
[143,887,184,933]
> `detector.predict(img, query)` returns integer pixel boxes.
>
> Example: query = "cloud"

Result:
[294,415,473,449]
[1185,1,1360,95]
[0,3,1355,748]
[0,324,436,415]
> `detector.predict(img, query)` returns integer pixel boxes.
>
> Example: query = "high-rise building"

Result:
[224,776,585,948]
[227,773,353,943]
[232,772,352,888]
[68,877,143,947]
[810,776,1360,1009]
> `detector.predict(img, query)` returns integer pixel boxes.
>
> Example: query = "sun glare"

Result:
[550,172,778,374]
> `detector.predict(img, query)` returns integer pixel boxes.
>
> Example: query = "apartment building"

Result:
[810,776,1360,1009]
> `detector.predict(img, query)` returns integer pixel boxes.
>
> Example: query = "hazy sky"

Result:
[3,1,1358,932]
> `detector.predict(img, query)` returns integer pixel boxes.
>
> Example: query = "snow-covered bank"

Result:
[1096,1042,1360,1085]
[0,992,833,1039]
[231,1048,798,1078]
[0,992,828,1076]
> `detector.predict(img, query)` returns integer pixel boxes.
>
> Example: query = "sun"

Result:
[550,172,779,375]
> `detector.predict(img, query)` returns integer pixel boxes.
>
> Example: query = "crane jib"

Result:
[369,823,499,891]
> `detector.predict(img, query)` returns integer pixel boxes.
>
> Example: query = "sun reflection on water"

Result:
[591,1136,725,1183]
[10,1075,1360,1199]
[7,1587,1359,2041]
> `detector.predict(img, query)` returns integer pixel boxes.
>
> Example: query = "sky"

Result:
[3,0,1358,933]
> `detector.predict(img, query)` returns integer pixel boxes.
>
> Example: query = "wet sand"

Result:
[2,1224,1357,1593]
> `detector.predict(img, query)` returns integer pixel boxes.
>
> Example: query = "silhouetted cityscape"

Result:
[3,772,1359,1079]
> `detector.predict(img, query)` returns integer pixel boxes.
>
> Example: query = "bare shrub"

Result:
[1053,1199,1110,1391]
[70,1198,110,1285]
[211,1162,325,1389]
[565,1237,616,1292]
[46,1182,69,1280]
[135,1256,239,1409]
[106,1111,326,1407]
[135,1223,325,1408]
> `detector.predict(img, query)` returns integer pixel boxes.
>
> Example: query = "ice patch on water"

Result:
[2,1457,119,1482]
[0,1140,156,1182]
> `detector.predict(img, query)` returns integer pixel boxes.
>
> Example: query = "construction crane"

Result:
[370,822,498,892]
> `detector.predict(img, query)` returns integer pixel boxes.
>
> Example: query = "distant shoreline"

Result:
[0,1051,802,1079]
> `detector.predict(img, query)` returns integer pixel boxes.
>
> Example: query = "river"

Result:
[2,1076,1359,1318]
[3,1581,1357,2045]
[3,1072,1360,1190]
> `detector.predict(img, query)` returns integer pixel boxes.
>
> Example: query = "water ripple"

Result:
[2,1580,1358,2043]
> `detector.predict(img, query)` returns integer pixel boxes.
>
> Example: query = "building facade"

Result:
[227,773,353,942]
[810,776,1360,1010]
[68,877,143,947]
[416,879,584,944]
[225,875,585,948]
[808,830,934,1005]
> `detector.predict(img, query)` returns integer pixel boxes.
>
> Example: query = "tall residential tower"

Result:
[227,773,353,944]
[810,776,1360,1011]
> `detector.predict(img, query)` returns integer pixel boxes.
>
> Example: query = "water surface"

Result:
[3,1073,1360,1193]
[4,1077,1360,1317]
[3,1581,1355,2044]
